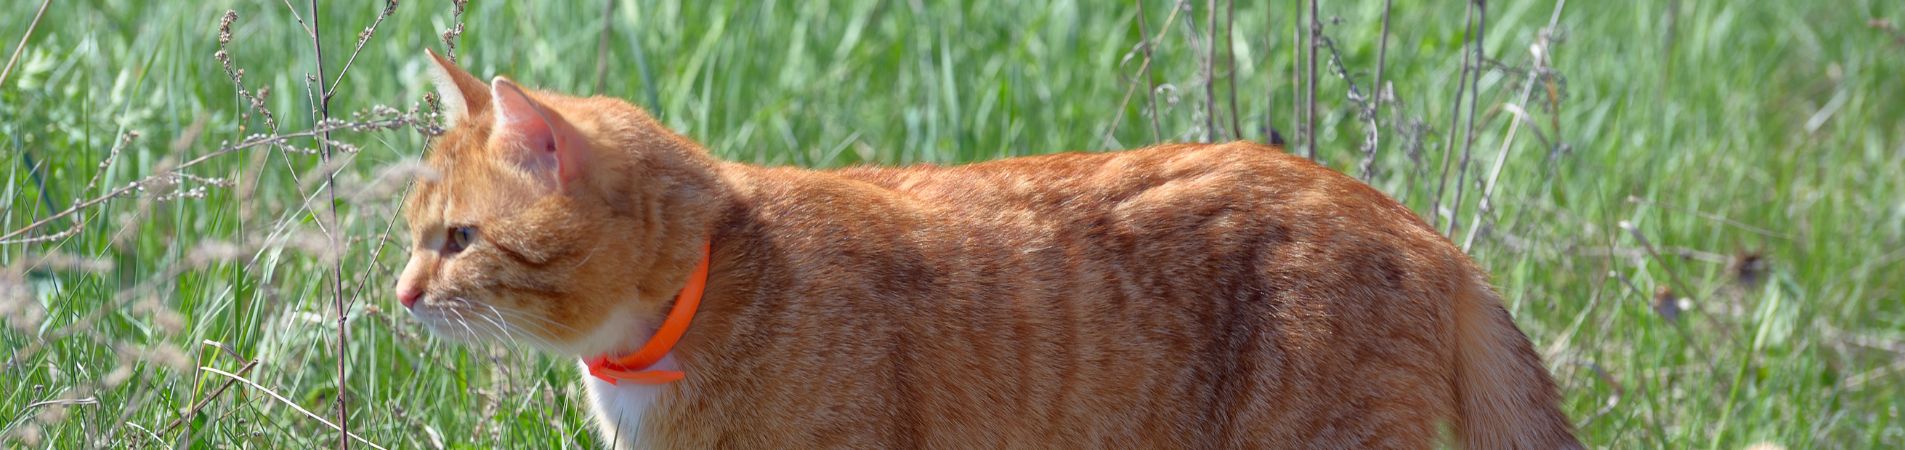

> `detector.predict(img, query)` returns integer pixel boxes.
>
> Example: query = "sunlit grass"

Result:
[2,0,1900,447]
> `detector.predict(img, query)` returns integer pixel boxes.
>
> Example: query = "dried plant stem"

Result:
[3,0,56,225]
[346,191,411,304]
[1317,34,1372,171]
[277,0,314,38]
[7,215,337,368]
[1361,0,1393,180]
[22,397,98,410]
[155,358,260,442]
[1223,0,1241,142]
[302,1,351,447]
[2,131,138,245]
[1289,0,1302,152]
[1100,0,1188,148]
[1445,0,1487,237]
[326,1,399,97]
[1135,0,1163,141]
[0,0,51,88]
[1431,0,1478,229]
[595,0,618,93]
[1262,2,1277,144]
[1203,0,1219,141]
[200,368,390,450]
[0,117,417,243]
[1618,220,1696,307]
[443,1,468,61]
[1304,0,1319,159]
[1464,0,1566,251]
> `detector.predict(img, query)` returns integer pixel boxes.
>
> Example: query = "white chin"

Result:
[561,305,647,357]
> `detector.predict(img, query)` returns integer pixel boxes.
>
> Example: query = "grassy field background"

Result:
[2,0,1902,448]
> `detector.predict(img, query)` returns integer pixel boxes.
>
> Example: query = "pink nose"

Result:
[397,287,422,309]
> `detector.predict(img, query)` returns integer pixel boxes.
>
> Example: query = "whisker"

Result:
[475,306,517,345]
[450,303,561,349]
[484,307,586,334]
[451,308,479,341]
[417,296,628,355]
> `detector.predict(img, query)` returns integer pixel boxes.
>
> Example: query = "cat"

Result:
[394,49,1582,449]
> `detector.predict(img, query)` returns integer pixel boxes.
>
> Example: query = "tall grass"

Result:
[2,0,1901,448]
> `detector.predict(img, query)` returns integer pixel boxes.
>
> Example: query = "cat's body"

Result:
[399,51,1581,449]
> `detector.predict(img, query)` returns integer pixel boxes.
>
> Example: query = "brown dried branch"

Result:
[0,110,432,244]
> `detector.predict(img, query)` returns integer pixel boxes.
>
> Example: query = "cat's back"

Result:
[832,141,1437,244]
[806,140,1459,304]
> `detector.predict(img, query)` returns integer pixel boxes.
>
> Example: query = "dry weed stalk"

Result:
[0,1,470,447]
[1463,0,1569,251]
[1103,0,1192,148]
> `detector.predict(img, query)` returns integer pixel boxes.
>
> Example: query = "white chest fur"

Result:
[579,356,681,450]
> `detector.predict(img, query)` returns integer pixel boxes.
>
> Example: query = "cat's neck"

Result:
[571,136,739,359]
[660,162,779,362]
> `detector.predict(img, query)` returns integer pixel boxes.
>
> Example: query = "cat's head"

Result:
[393,50,726,356]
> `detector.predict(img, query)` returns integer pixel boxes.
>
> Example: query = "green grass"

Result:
[3,0,1901,448]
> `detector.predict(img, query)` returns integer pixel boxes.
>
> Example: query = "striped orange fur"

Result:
[395,51,1581,449]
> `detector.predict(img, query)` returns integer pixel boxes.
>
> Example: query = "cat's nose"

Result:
[397,287,422,309]
[396,255,428,309]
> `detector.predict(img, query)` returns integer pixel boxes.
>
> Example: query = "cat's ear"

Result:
[424,48,490,128]
[490,77,588,190]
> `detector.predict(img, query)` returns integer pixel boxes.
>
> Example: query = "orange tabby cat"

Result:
[395,50,1581,449]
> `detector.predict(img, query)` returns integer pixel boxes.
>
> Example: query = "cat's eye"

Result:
[444,226,478,254]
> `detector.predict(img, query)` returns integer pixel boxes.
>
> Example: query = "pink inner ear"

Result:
[490,79,575,186]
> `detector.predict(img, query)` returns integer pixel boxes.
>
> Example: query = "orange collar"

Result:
[585,240,711,385]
